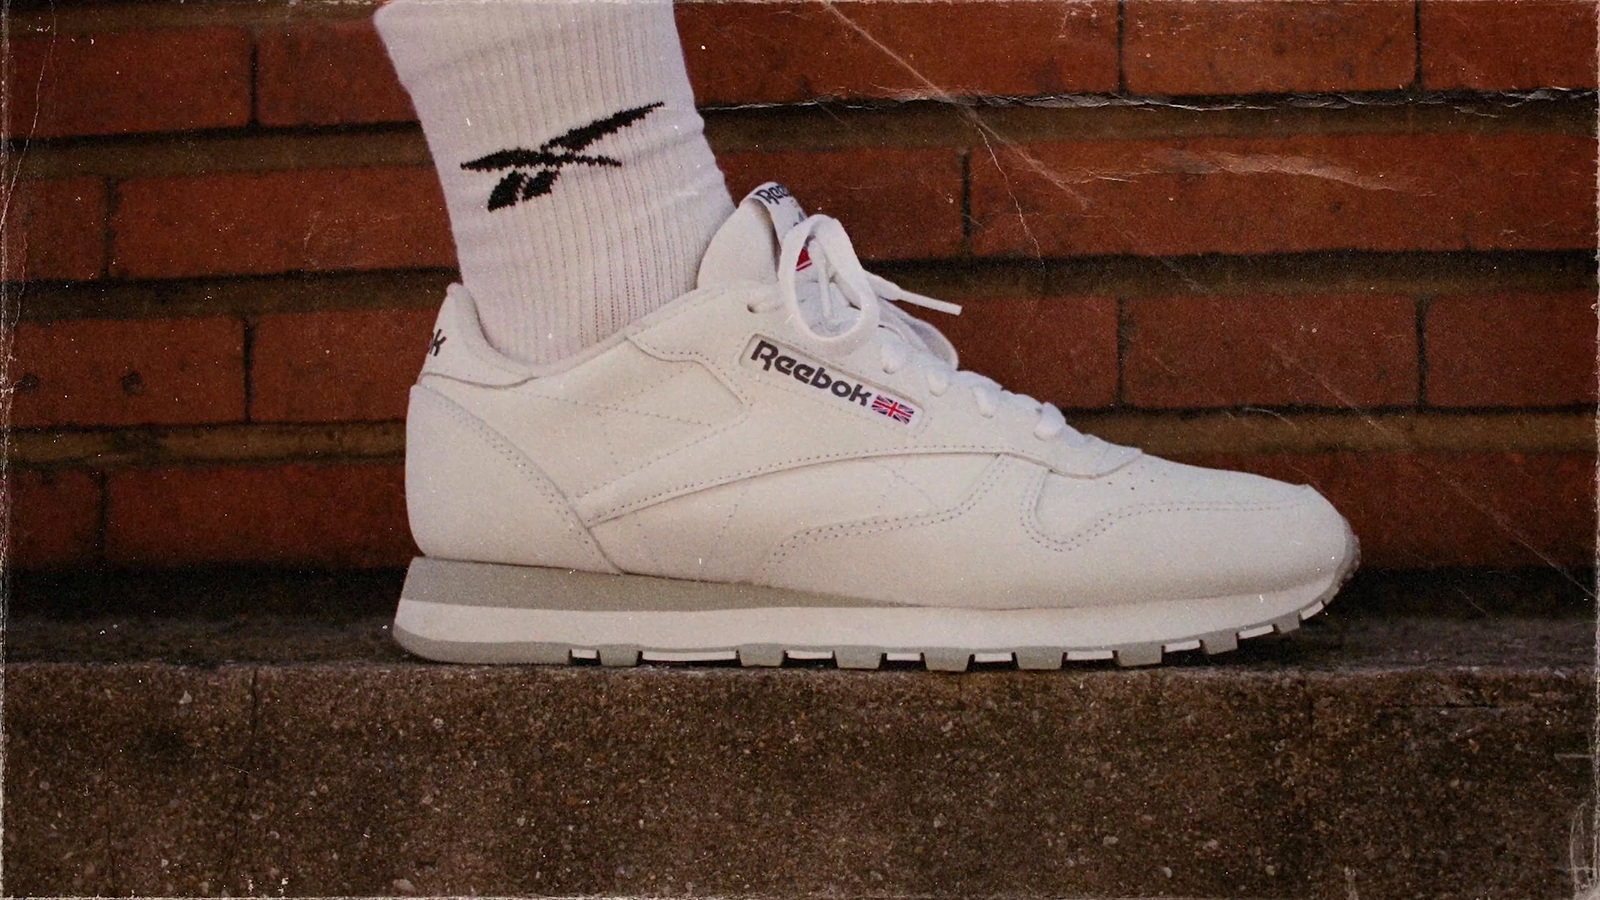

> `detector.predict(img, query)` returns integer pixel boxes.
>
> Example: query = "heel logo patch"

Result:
[462,102,664,211]
[743,336,922,428]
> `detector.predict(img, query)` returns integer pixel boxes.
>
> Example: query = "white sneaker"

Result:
[395,183,1359,670]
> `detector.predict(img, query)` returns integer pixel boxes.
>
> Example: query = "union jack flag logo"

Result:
[871,394,916,424]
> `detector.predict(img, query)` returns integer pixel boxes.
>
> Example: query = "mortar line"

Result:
[1416,293,1431,406]
[13,252,1597,323]
[1116,0,1127,96]
[1413,0,1425,91]
[241,315,256,423]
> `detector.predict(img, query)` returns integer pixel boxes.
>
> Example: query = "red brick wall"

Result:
[7,0,1596,570]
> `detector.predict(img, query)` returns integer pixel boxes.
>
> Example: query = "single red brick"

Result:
[106,463,414,567]
[5,27,251,139]
[720,149,963,260]
[111,168,454,279]
[0,178,106,282]
[257,21,416,127]
[937,296,1118,409]
[11,317,246,428]
[1124,294,1418,408]
[1422,0,1599,90]
[970,133,1596,257]
[252,309,437,422]
[1425,292,1599,408]
[1180,452,1597,568]
[1125,0,1414,96]
[9,469,100,568]
[679,0,1118,104]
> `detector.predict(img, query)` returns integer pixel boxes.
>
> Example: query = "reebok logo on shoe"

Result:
[744,337,921,427]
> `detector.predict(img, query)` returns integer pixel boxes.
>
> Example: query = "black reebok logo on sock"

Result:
[461,102,664,211]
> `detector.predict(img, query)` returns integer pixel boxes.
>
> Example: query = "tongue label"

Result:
[745,182,806,239]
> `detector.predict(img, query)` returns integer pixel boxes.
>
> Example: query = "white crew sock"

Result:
[375,0,733,366]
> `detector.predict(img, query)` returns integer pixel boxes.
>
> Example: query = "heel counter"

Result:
[406,383,618,572]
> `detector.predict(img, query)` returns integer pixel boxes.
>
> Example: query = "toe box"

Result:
[1036,455,1356,600]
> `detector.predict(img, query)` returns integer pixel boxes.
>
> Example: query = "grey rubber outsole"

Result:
[392,535,1361,672]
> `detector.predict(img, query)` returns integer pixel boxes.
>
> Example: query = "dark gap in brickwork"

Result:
[9,566,404,622]
[1113,295,1129,407]
[93,469,110,561]
[702,90,1600,118]
[100,177,117,279]
[9,1,380,29]
[247,28,261,127]
[1115,0,1127,96]
[876,251,1598,304]
[8,425,405,469]
[1412,0,1426,91]
[7,566,1591,625]
[15,269,459,322]
[1116,401,1434,417]
[12,95,1594,181]
[18,253,1595,323]
[1416,293,1432,405]
[958,148,972,258]
[241,316,256,422]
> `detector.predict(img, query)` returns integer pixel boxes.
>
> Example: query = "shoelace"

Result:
[753,214,1082,445]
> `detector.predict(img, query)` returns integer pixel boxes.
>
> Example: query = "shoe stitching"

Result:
[592,313,1056,523]
[582,356,699,410]
[758,456,1011,582]
[625,284,741,332]
[523,367,722,427]
[599,339,758,494]
[707,479,749,565]
[627,327,762,418]
[517,392,717,428]
[605,321,1038,523]
[597,406,625,486]
[587,443,1032,524]
[1020,466,1315,555]
[418,386,618,572]
[865,460,904,517]
[870,457,938,510]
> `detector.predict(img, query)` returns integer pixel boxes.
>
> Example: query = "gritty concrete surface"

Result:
[234,665,1319,898]
[6,605,1594,899]
[1304,667,1594,900]
[5,664,255,896]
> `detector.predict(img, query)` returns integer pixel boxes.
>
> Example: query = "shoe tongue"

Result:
[696,182,807,289]
[695,180,949,355]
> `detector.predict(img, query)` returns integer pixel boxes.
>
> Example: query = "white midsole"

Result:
[393,574,1335,652]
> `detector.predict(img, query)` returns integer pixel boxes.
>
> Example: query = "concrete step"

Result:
[5,570,1595,899]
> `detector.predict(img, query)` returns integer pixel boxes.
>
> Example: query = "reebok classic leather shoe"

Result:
[394,183,1359,670]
